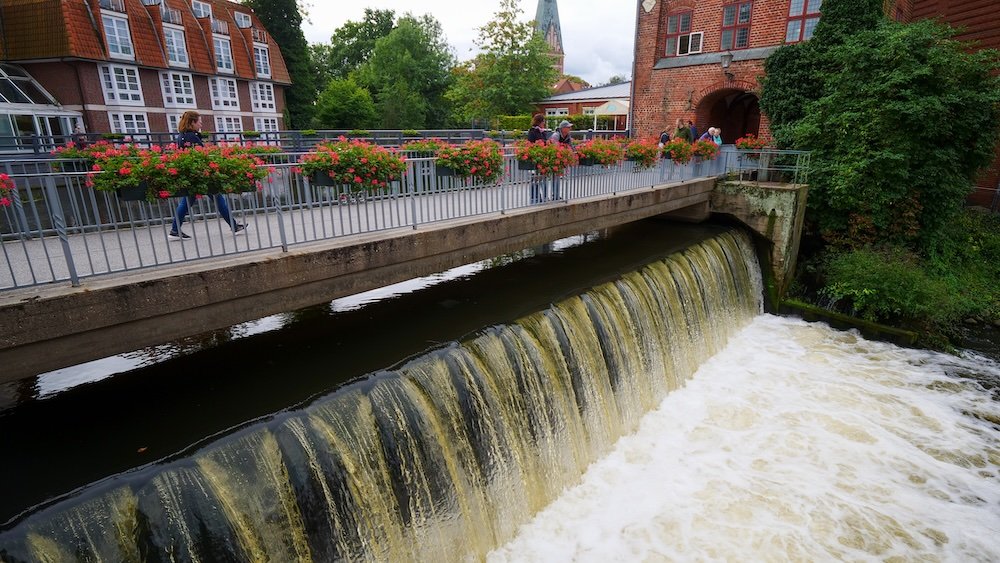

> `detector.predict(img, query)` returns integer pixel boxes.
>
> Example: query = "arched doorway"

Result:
[696,89,760,144]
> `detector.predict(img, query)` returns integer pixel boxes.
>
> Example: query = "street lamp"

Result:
[720,51,735,81]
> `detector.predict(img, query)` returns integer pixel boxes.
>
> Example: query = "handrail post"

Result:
[44,175,80,286]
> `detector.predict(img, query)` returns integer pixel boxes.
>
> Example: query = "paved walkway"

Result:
[2,163,687,290]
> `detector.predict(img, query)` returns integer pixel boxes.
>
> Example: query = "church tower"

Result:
[535,0,564,75]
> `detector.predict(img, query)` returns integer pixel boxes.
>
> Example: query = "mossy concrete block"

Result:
[711,181,808,298]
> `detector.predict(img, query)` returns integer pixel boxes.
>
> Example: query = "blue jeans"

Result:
[530,173,546,204]
[171,194,234,234]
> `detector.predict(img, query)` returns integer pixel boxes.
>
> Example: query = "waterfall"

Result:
[0,230,763,562]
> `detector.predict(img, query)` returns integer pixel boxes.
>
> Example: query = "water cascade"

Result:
[0,231,763,562]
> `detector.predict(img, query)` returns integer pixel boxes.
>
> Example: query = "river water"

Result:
[1,221,998,561]
[490,315,1000,561]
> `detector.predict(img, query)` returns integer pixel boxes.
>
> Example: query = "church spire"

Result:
[535,0,564,74]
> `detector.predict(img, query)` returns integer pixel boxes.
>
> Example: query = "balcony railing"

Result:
[99,0,126,13]
[161,7,182,25]
[251,29,268,43]
[140,0,161,6]
[211,18,229,35]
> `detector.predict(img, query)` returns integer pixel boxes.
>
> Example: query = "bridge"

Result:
[0,149,809,383]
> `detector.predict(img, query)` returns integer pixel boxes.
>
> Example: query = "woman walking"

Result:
[168,111,246,240]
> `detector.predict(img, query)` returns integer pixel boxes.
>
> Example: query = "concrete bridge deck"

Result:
[0,176,717,383]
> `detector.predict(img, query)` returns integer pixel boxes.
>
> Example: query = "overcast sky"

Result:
[301,0,636,86]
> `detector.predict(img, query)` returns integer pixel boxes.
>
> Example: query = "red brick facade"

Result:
[0,0,290,136]
[631,0,797,144]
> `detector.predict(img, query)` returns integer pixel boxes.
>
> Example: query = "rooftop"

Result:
[540,82,631,103]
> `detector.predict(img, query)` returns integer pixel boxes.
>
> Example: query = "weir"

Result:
[0,230,763,561]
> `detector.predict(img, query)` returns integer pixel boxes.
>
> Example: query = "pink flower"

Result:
[209,162,220,170]
[92,164,101,171]
[0,196,10,207]
[167,168,178,175]
[354,175,363,184]
[157,190,170,199]
[118,167,131,176]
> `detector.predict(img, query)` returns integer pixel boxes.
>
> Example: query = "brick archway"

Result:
[694,82,761,144]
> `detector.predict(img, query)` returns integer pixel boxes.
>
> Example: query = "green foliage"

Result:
[447,0,559,123]
[496,115,532,130]
[600,74,628,86]
[354,15,455,129]
[761,2,1000,254]
[239,0,315,129]
[314,78,377,129]
[321,9,395,81]
[819,210,1000,340]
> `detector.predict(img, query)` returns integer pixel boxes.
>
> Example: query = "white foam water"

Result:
[489,315,1000,562]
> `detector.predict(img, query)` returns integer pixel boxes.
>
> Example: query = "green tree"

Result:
[601,74,628,86]
[314,78,377,129]
[324,9,396,80]
[355,15,455,129]
[447,0,558,123]
[240,0,316,128]
[761,0,1000,254]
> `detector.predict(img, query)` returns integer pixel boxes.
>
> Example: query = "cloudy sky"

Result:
[301,0,637,86]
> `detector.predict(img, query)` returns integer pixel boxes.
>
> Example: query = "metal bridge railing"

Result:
[0,149,810,291]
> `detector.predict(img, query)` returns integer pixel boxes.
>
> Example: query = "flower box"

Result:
[116,184,147,201]
[577,157,596,166]
[434,140,504,184]
[435,164,456,177]
[310,171,337,187]
[517,159,536,171]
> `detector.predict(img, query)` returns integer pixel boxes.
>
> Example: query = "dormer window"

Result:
[102,14,134,59]
[214,37,234,73]
[192,0,211,19]
[234,12,252,28]
[253,45,271,78]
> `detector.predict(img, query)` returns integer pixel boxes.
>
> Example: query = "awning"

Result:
[593,99,630,116]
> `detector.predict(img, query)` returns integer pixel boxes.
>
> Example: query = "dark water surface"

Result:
[0,219,728,525]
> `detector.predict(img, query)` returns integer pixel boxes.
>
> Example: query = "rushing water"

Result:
[0,230,762,560]
[490,315,1000,561]
[2,222,998,562]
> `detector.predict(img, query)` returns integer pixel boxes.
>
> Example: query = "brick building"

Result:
[0,0,291,139]
[535,0,565,75]
[537,82,631,130]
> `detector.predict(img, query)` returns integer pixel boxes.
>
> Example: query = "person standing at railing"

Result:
[168,111,246,240]
[549,120,574,201]
[527,114,547,204]
[673,118,692,143]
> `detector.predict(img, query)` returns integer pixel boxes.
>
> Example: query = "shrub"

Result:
[623,139,660,168]
[661,138,693,164]
[401,129,422,137]
[297,138,405,191]
[401,138,450,154]
[515,140,576,175]
[435,139,504,184]
[575,137,624,166]
[0,173,15,207]
[692,140,720,160]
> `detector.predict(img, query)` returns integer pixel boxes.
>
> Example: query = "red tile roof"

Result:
[0,0,290,85]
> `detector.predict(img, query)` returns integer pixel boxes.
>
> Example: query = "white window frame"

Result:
[544,108,569,117]
[160,71,196,107]
[214,36,234,73]
[234,12,252,28]
[254,117,279,132]
[102,14,134,60]
[677,31,703,56]
[100,64,143,105]
[191,0,212,19]
[163,26,189,67]
[215,115,244,132]
[582,107,596,116]
[108,112,149,135]
[210,77,240,110]
[166,113,183,133]
[253,45,271,78]
[250,82,275,111]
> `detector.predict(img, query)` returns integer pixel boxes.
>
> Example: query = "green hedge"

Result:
[495,114,622,131]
